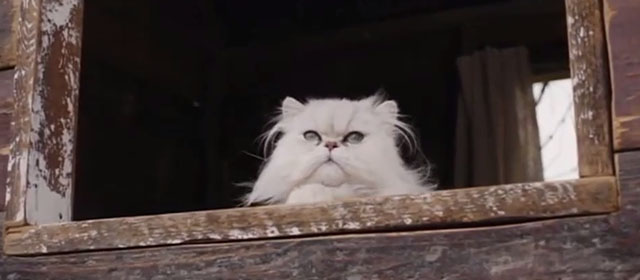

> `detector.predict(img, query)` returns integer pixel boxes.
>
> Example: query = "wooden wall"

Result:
[607,0,640,151]
[0,69,12,210]
[0,0,18,210]
[0,0,17,69]
[1,0,639,278]
[0,155,638,279]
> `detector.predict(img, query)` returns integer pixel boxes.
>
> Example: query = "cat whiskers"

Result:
[242,151,266,161]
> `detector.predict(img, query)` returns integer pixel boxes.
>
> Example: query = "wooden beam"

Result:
[565,0,614,176]
[4,176,617,255]
[605,0,640,151]
[0,0,18,69]
[0,69,13,211]
[5,0,83,226]
[0,154,638,279]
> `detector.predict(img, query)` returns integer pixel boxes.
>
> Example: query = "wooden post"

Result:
[5,0,83,226]
[604,0,640,151]
[0,0,19,69]
[565,0,614,177]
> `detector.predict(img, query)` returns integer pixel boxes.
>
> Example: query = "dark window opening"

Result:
[73,0,569,220]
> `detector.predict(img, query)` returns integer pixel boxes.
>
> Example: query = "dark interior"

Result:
[73,0,569,220]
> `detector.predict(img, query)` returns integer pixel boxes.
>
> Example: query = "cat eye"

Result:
[303,130,322,144]
[344,131,365,144]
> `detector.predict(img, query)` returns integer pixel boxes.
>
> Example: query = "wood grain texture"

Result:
[4,0,36,226]
[0,0,18,69]
[0,211,4,254]
[605,0,640,150]
[0,69,14,210]
[4,176,618,255]
[5,0,83,226]
[0,154,636,279]
[565,0,613,176]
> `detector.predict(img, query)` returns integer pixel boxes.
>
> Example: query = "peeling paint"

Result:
[266,226,280,237]
[3,177,616,255]
[16,0,83,225]
[285,227,301,235]
[45,0,75,28]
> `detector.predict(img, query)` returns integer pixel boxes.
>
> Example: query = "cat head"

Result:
[245,91,430,205]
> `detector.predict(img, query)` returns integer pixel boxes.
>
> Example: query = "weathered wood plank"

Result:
[565,0,613,176]
[4,0,36,226]
[0,69,14,211]
[5,0,83,226]
[4,176,617,255]
[605,0,640,151]
[0,211,5,254]
[0,68,12,104]
[0,154,637,279]
[0,0,18,69]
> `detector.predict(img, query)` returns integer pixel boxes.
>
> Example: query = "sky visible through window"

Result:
[532,78,579,180]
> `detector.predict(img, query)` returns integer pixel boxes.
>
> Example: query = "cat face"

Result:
[268,95,403,187]
[244,93,431,205]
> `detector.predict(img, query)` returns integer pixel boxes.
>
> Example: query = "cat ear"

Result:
[375,100,399,118]
[281,97,305,118]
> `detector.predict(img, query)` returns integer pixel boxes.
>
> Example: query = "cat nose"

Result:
[324,141,339,151]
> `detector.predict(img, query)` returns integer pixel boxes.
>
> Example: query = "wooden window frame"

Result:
[2,0,617,256]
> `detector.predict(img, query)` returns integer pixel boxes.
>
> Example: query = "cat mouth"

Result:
[325,157,340,165]
[323,158,343,169]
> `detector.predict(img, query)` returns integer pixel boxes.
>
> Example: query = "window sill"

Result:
[3,176,617,256]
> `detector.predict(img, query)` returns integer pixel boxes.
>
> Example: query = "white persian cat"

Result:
[243,92,435,205]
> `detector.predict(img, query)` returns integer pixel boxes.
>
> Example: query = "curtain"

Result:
[454,47,543,187]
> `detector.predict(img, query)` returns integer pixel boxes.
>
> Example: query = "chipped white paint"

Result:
[205,232,222,239]
[18,0,83,224]
[344,221,362,229]
[3,177,616,255]
[5,0,39,224]
[285,227,301,235]
[226,229,259,239]
[25,184,71,223]
[26,83,74,223]
[46,0,75,27]
[265,226,280,237]
[36,243,47,254]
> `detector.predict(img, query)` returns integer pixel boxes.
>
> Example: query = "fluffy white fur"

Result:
[244,93,435,205]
